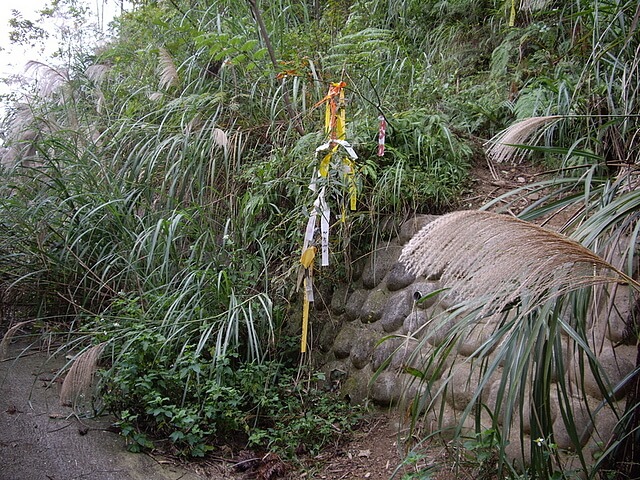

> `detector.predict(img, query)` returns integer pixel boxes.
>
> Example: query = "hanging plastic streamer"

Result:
[299,81,358,352]
[298,246,316,353]
[377,115,386,157]
[325,82,357,213]
[324,81,346,141]
[509,0,516,27]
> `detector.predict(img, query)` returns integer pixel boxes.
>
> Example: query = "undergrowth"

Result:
[102,332,363,458]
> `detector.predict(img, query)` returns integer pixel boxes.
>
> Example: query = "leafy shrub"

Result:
[360,109,471,215]
[102,330,362,458]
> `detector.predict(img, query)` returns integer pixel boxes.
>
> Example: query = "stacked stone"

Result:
[315,214,637,471]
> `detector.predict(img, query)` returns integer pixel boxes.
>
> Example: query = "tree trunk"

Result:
[246,0,305,136]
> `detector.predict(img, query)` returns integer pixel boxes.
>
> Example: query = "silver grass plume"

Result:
[211,127,229,149]
[519,0,550,11]
[485,115,561,163]
[85,64,111,114]
[0,321,34,361]
[158,47,180,91]
[60,343,106,408]
[184,115,228,151]
[8,103,37,138]
[85,64,111,83]
[399,210,635,315]
[25,61,69,98]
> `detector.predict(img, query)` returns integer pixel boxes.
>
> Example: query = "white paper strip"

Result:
[303,196,319,251]
[332,139,358,160]
[319,187,330,266]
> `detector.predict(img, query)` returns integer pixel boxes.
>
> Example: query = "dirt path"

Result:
[0,342,208,480]
[0,340,446,480]
[0,342,419,480]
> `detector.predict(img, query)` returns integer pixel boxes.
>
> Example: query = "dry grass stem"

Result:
[0,321,34,361]
[485,115,561,163]
[399,210,633,315]
[60,343,106,408]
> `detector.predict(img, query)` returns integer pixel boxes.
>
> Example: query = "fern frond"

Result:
[324,28,392,70]
[399,210,634,315]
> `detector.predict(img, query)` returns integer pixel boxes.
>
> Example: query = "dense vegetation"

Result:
[1,0,639,478]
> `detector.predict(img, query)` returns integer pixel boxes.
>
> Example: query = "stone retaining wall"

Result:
[312,214,637,470]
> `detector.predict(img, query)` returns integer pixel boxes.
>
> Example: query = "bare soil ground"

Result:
[0,341,205,480]
[462,159,546,212]
[1,340,453,480]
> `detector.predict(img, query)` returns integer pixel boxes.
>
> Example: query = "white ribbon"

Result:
[315,139,358,160]
[318,188,330,266]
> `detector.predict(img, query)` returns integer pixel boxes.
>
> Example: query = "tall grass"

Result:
[398,1,640,476]
[399,208,638,478]
[5,0,638,471]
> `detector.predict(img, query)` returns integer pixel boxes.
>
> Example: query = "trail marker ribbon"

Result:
[377,115,386,157]
[299,80,359,352]
[509,0,516,27]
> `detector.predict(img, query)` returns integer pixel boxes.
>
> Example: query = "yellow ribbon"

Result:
[300,246,317,269]
[319,152,332,177]
[509,0,516,27]
[300,81,357,352]
[322,81,347,141]
[335,85,346,141]
[299,246,317,353]
[301,288,310,353]
[343,157,357,211]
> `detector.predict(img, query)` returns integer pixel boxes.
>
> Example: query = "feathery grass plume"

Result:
[521,0,551,11]
[0,321,34,361]
[211,127,229,149]
[85,64,110,114]
[25,61,70,98]
[60,343,106,408]
[158,47,180,91]
[84,64,111,83]
[399,210,635,315]
[485,115,561,163]
[5,102,39,143]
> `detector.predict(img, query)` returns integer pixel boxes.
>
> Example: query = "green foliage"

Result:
[359,109,471,215]
[398,451,435,480]
[463,428,500,465]
[3,0,639,476]
[103,331,361,457]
